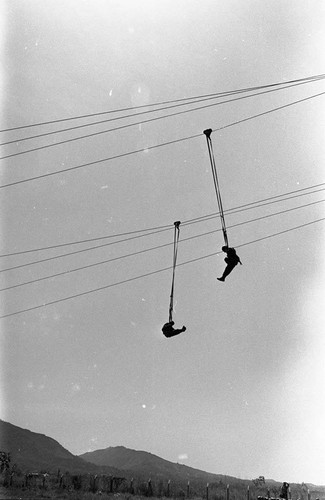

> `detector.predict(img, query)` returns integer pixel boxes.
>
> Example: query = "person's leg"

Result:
[218,262,236,281]
[168,329,182,337]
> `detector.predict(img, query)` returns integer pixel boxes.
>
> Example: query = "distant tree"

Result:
[0,451,11,473]
[253,477,266,487]
[137,481,149,496]
[72,474,82,490]
[156,479,164,497]
[177,488,186,498]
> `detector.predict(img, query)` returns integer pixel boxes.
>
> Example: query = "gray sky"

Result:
[1,0,325,485]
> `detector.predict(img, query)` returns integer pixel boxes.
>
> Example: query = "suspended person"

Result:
[162,221,187,338]
[217,246,242,282]
[162,321,186,338]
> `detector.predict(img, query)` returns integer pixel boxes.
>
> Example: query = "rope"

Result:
[203,129,229,247]
[168,221,181,323]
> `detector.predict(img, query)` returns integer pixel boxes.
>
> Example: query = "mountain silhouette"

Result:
[0,419,123,475]
[79,446,238,483]
[1,419,324,495]
[0,419,238,483]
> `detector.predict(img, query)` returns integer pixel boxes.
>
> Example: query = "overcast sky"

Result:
[1,0,325,486]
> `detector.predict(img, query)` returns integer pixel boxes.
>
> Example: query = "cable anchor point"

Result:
[203,128,212,139]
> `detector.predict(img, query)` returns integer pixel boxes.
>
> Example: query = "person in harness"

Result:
[217,246,242,282]
[162,321,186,338]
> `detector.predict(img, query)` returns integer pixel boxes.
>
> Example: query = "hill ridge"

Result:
[0,419,123,475]
[80,445,242,483]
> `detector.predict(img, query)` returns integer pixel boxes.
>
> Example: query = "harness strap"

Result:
[203,129,229,248]
[169,221,181,323]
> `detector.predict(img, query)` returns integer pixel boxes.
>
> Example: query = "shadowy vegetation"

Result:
[1,450,324,500]
[1,468,325,500]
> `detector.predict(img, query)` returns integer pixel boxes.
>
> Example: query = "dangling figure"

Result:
[162,321,186,338]
[217,246,242,282]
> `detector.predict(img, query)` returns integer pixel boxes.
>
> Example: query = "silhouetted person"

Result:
[280,483,290,500]
[162,321,186,338]
[217,246,242,282]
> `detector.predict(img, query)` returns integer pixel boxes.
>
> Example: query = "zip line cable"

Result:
[2,73,324,134]
[1,91,324,190]
[1,198,324,293]
[182,182,325,226]
[1,75,324,151]
[1,183,324,262]
[0,133,201,190]
[1,78,324,161]
[0,80,311,146]
[213,91,325,133]
[0,223,172,258]
[184,188,325,227]
[0,225,173,273]
[1,216,324,319]
[1,192,324,275]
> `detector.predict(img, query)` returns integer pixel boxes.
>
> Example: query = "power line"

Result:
[1,198,324,292]
[1,76,323,153]
[2,73,324,133]
[1,216,324,319]
[1,91,324,190]
[1,184,324,264]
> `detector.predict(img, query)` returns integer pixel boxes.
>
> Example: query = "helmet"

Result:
[221,246,228,252]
